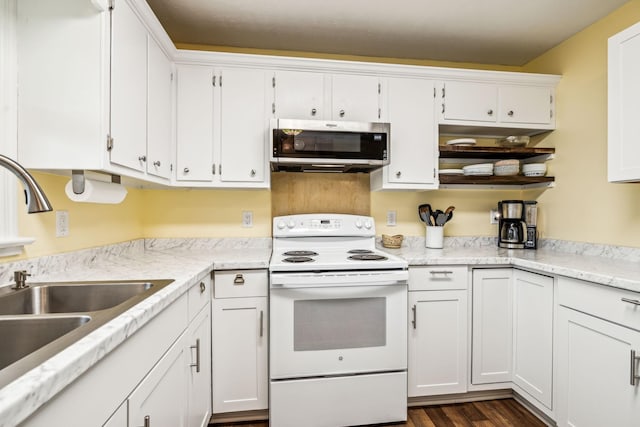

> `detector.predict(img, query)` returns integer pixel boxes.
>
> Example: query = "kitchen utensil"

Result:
[444,206,455,223]
[418,204,433,225]
[436,212,447,226]
[432,209,443,226]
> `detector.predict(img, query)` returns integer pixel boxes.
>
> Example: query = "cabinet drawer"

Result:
[188,273,212,321]
[214,270,268,298]
[558,276,640,331]
[409,266,467,291]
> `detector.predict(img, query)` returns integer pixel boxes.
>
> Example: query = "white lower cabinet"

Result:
[408,266,468,397]
[187,304,213,427]
[212,270,268,413]
[512,269,554,411]
[556,277,640,427]
[471,268,513,385]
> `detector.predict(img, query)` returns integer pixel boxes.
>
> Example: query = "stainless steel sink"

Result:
[0,279,174,388]
[0,315,91,371]
[0,282,153,315]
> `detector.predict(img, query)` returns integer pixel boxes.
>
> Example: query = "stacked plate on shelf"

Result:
[462,163,493,176]
[522,163,547,176]
[494,159,520,176]
[446,138,477,146]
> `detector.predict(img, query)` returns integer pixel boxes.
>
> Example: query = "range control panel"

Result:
[272,214,375,237]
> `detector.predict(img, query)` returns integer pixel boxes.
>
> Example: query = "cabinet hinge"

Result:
[219,164,222,175]
[433,168,436,178]
[550,95,553,103]
[433,87,436,98]
[272,103,276,115]
[170,72,174,82]
[378,108,381,119]
[108,0,115,10]
[106,135,113,151]
[550,110,553,119]
[442,87,445,98]
[219,75,222,87]
[272,76,276,88]
[170,163,173,172]
[212,75,216,87]
[378,83,381,94]
[212,164,215,175]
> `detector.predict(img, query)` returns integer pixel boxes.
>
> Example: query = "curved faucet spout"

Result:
[0,154,52,213]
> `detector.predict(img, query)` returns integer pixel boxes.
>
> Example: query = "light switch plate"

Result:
[490,209,499,224]
[242,211,253,228]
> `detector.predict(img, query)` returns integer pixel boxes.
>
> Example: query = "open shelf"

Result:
[439,145,555,160]
[439,174,554,186]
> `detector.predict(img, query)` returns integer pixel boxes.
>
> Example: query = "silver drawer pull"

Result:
[430,270,453,275]
[143,415,150,427]
[199,281,206,293]
[631,349,640,386]
[190,339,201,373]
[411,305,417,329]
[260,310,264,337]
[233,274,245,285]
[622,298,640,306]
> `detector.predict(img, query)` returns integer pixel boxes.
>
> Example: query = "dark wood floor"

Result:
[213,398,546,427]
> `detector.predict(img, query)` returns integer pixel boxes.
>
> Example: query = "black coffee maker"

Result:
[498,200,526,249]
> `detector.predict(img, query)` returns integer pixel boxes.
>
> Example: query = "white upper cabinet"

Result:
[371,77,437,190]
[331,74,381,121]
[499,86,553,125]
[273,70,326,119]
[175,64,215,182]
[109,0,148,173]
[608,21,640,182]
[218,68,269,184]
[146,36,173,179]
[17,0,174,183]
[442,81,497,123]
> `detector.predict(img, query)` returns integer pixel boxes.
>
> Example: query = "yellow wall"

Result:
[10,1,640,261]
[522,0,640,246]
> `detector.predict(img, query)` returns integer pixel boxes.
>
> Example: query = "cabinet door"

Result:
[442,81,497,123]
[512,270,553,409]
[212,297,268,413]
[608,22,640,182]
[471,268,513,384]
[110,0,148,172]
[102,402,127,427]
[187,305,212,427]
[274,70,325,119]
[331,74,380,121]
[556,307,640,427]
[129,332,188,427]
[219,68,267,183]
[176,64,215,182]
[146,36,172,179]
[408,290,467,396]
[499,86,552,125]
[385,77,437,186]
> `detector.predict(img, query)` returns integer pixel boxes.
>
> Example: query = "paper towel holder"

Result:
[71,170,122,194]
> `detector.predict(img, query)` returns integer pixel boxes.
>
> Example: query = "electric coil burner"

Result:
[269,213,408,427]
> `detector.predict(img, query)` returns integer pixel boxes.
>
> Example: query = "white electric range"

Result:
[269,214,408,427]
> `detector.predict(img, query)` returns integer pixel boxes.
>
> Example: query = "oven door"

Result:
[269,271,407,379]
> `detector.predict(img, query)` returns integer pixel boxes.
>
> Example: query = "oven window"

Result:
[293,297,386,351]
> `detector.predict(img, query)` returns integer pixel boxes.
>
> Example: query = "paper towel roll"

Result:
[65,179,128,204]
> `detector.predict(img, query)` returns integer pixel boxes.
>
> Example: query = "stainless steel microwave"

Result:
[270,119,390,172]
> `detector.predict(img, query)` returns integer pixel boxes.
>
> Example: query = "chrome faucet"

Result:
[12,270,30,290]
[0,154,52,213]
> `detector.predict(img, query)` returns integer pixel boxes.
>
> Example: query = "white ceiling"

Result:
[146,0,628,66]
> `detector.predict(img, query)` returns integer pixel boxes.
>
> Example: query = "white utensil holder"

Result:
[425,226,444,249]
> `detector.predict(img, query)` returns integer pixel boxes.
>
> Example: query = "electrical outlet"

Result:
[242,211,253,228]
[56,210,69,237]
[386,210,397,226]
[490,209,500,224]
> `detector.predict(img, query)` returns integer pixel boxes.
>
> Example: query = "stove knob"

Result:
[277,221,286,230]
[364,220,372,229]
[355,219,363,228]
[287,220,295,229]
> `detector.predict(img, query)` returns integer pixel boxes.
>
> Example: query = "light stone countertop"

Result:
[0,243,271,427]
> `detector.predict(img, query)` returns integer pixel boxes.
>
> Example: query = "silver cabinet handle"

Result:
[430,270,453,275]
[233,274,245,285]
[631,350,640,386]
[143,415,150,427]
[622,298,640,306]
[396,171,401,178]
[138,155,147,162]
[250,169,256,177]
[411,305,417,329]
[199,281,206,293]
[153,160,161,167]
[508,110,514,117]
[190,338,201,373]
[183,167,189,174]
[339,109,345,117]
[487,109,494,116]
[311,108,317,116]
[260,310,264,337]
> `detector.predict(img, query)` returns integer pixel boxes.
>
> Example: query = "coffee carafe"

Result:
[498,200,526,249]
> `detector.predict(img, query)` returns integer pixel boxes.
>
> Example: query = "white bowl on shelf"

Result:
[463,163,493,176]
[522,163,547,176]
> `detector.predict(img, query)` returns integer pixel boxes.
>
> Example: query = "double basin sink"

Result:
[0,279,174,388]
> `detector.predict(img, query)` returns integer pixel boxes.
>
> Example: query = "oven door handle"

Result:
[270,280,407,289]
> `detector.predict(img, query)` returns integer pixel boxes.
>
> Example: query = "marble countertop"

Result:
[0,244,271,427]
[382,244,640,293]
